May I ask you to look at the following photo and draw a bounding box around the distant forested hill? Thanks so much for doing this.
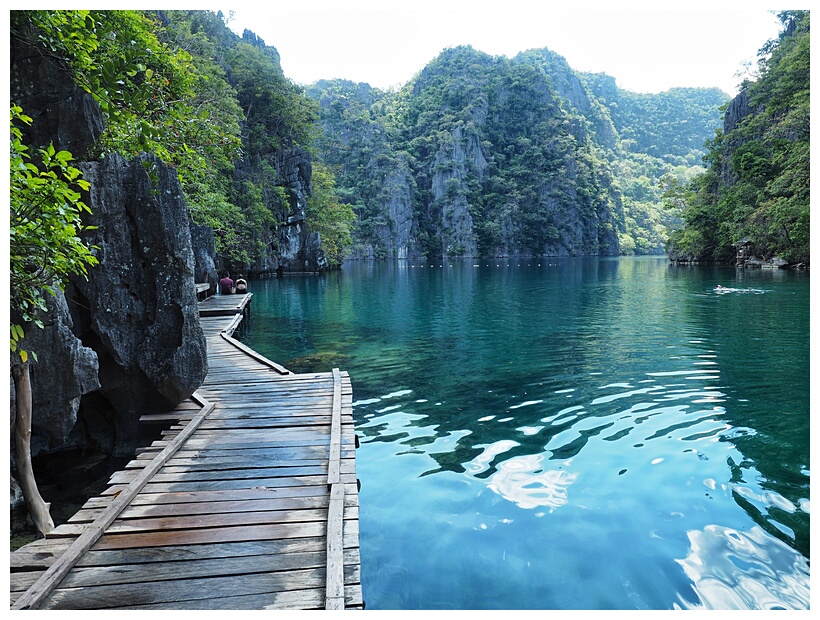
[308,45,729,259]
[581,76,729,166]
[665,11,809,265]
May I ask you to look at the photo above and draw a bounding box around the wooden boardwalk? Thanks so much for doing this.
[10,292,362,610]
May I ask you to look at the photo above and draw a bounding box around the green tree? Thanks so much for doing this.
[9,105,98,361]
[306,161,356,267]
[9,104,99,536]
[666,12,809,263]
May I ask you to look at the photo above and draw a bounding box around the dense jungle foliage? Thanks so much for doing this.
[665,11,809,264]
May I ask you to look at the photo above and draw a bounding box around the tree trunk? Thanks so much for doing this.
[12,362,55,537]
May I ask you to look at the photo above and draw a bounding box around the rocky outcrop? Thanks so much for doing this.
[431,126,481,256]
[381,157,418,259]
[10,29,104,159]
[278,148,327,271]
[66,153,208,455]
[309,47,626,260]
[18,294,101,457]
[190,222,219,295]
[242,147,328,274]
[719,89,765,187]
[11,29,208,459]
[516,49,617,150]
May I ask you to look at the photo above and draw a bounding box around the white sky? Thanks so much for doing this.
[217,0,787,96]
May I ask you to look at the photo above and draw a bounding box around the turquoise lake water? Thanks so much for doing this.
[241,256,810,610]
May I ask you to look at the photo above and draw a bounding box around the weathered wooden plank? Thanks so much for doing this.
[103,588,327,610]
[159,429,333,445]
[55,547,362,589]
[51,507,343,538]
[141,436,339,452]
[328,368,343,485]
[109,464,331,485]
[218,331,290,374]
[81,482,357,511]
[125,454,348,472]
[69,494,332,523]
[185,402,352,415]
[61,549,316,587]
[135,445,335,461]
[91,520,327,550]
[131,450,355,468]
[72,536,344,567]
[166,416,344,430]
[44,567,328,609]
[115,504,351,533]
[10,541,72,570]
[110,582,363,610]
[99,472,358,496]
[11,571,44,593]
[97,484,336,506]
[71,490,360,525]
[117,459,356,481]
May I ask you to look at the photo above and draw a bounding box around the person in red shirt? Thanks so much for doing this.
[219,272,234,294]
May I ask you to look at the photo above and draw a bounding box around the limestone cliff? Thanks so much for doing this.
[10,30,208,480]
[66,153,208,456]
[308,47,623,259]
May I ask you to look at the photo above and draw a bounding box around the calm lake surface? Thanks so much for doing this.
[242,256,810,610]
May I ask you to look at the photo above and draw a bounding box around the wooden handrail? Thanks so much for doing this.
[219,331,290,374]
[325,368,345,609]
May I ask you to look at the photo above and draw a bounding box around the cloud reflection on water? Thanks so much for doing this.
[485,452,578,511]
[675,524,810,610]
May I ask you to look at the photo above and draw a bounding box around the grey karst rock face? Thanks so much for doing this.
[431,126,480,257]
[382,158,417,259]
[66,153,208,455]
[271,147,328,272]
[17,293,101,457]
[11,33,205,463]
[190,222,219,295]
[10,29,104,159]
[237,148,328,274]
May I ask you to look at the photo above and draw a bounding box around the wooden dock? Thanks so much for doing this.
[10,292,362,610]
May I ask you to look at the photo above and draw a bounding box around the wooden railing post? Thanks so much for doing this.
[325,368,345,609]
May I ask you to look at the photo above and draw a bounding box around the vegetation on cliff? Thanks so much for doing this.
[9,105,98,361]
[308,45,728,259]
[10,9,355,270]
[665,11,809,264]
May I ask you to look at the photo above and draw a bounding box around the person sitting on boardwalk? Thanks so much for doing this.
[219,272,234,295]
[235,274,248,294]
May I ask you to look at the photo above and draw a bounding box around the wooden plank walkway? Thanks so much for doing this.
[10,292,362,610]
